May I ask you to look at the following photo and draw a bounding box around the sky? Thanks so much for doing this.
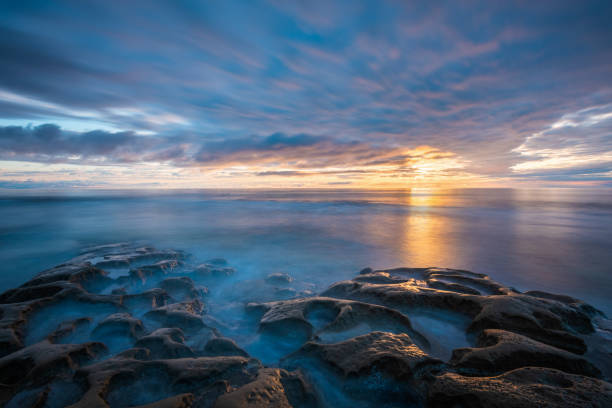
[0,0,611,190]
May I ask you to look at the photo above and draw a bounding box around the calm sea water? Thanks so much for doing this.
[1,188,611,315]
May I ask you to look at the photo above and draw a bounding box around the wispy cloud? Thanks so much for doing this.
[512,104,612,176]
[0,1,611,188]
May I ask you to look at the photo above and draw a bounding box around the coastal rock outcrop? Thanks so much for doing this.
[247,296,429,348]
[213,368,317,408]
[322,267,597,354]
[428,367,612,408]
[0,244,610,407]
[134,328,195,359]
[450,328,602,377]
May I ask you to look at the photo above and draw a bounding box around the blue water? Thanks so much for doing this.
[1,188,611,315]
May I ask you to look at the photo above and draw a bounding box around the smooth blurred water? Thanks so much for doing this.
[1,188,611,315]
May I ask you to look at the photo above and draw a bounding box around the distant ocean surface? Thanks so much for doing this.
[1,188,611,315]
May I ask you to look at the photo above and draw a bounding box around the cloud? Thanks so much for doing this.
[0,124,154,163]
[0,26,121,111]
[195,133,324,162]
[1,1,611,187]
[512,104,612,176]
[255,170,307,177]
[193,133,470,178]
[0,124,468,180]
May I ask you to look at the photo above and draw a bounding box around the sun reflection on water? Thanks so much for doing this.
[396,190,458,268]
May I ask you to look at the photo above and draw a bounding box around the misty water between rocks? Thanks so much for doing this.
[1,188,611,321]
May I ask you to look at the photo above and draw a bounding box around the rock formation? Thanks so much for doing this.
[0,244,610,407]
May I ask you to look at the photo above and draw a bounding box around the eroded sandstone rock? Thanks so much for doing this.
[135,328,195,359]
[69,355,258,407]
[266,273,294,285]
[248,296,429,349]
[323,267,598,354]
[282,332,441,406]
[214,368,317,408]
[284,331,441,379]
[204,337,249,357]
[145,300,206,333]
[0,245,610,407]
[428,367,612,408]
[0,340,106,388]
[451,329,602,378]
[92,313,145,340]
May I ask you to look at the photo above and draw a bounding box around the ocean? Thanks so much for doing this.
[1,188,611,316]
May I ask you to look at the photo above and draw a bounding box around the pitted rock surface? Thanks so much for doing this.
[0,245,610,407]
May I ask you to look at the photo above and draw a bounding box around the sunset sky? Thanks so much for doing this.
[1,0,611,189]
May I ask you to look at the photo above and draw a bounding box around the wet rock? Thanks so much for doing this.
[129,259,184,285]
[70,356,258,408]
[145,300,206,332]
[427,278,481,295]
[193,264,236,279]
[283,332,441,406]
[204,337,249,357]
[323,269,482,314]
[426,268,509,295]
[135,328,195,359]
[47,317,92,343]
[0,340,106,393]
[0,302,33,356]
[92,312,144,340]
[0,287,118,358]
[284,331,441,379]
[121,288,171,310]
[451,329,602,378]
[275,369,319,408]
[250,296,429,349]
[0,281,76,304]
[354,272,409,284]
[20,263,111,290]
[116,347,151,360]
[323,268,597,354]
[266,273,294,285]
[1,246,610,408]
[160,276,206,301]
[525,290,604,318]
[134,393,194,408]
[89,246,184,270]
[4,379,86,408]
[0,326,23,357]
[428,367,612,408]
[214,368,317,408]
[470,293,591,354]
[146,259,183,272]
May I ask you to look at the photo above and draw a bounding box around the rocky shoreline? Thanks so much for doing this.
[0,243,611,407]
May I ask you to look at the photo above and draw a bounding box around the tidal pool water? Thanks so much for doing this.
[1,188,611,316]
